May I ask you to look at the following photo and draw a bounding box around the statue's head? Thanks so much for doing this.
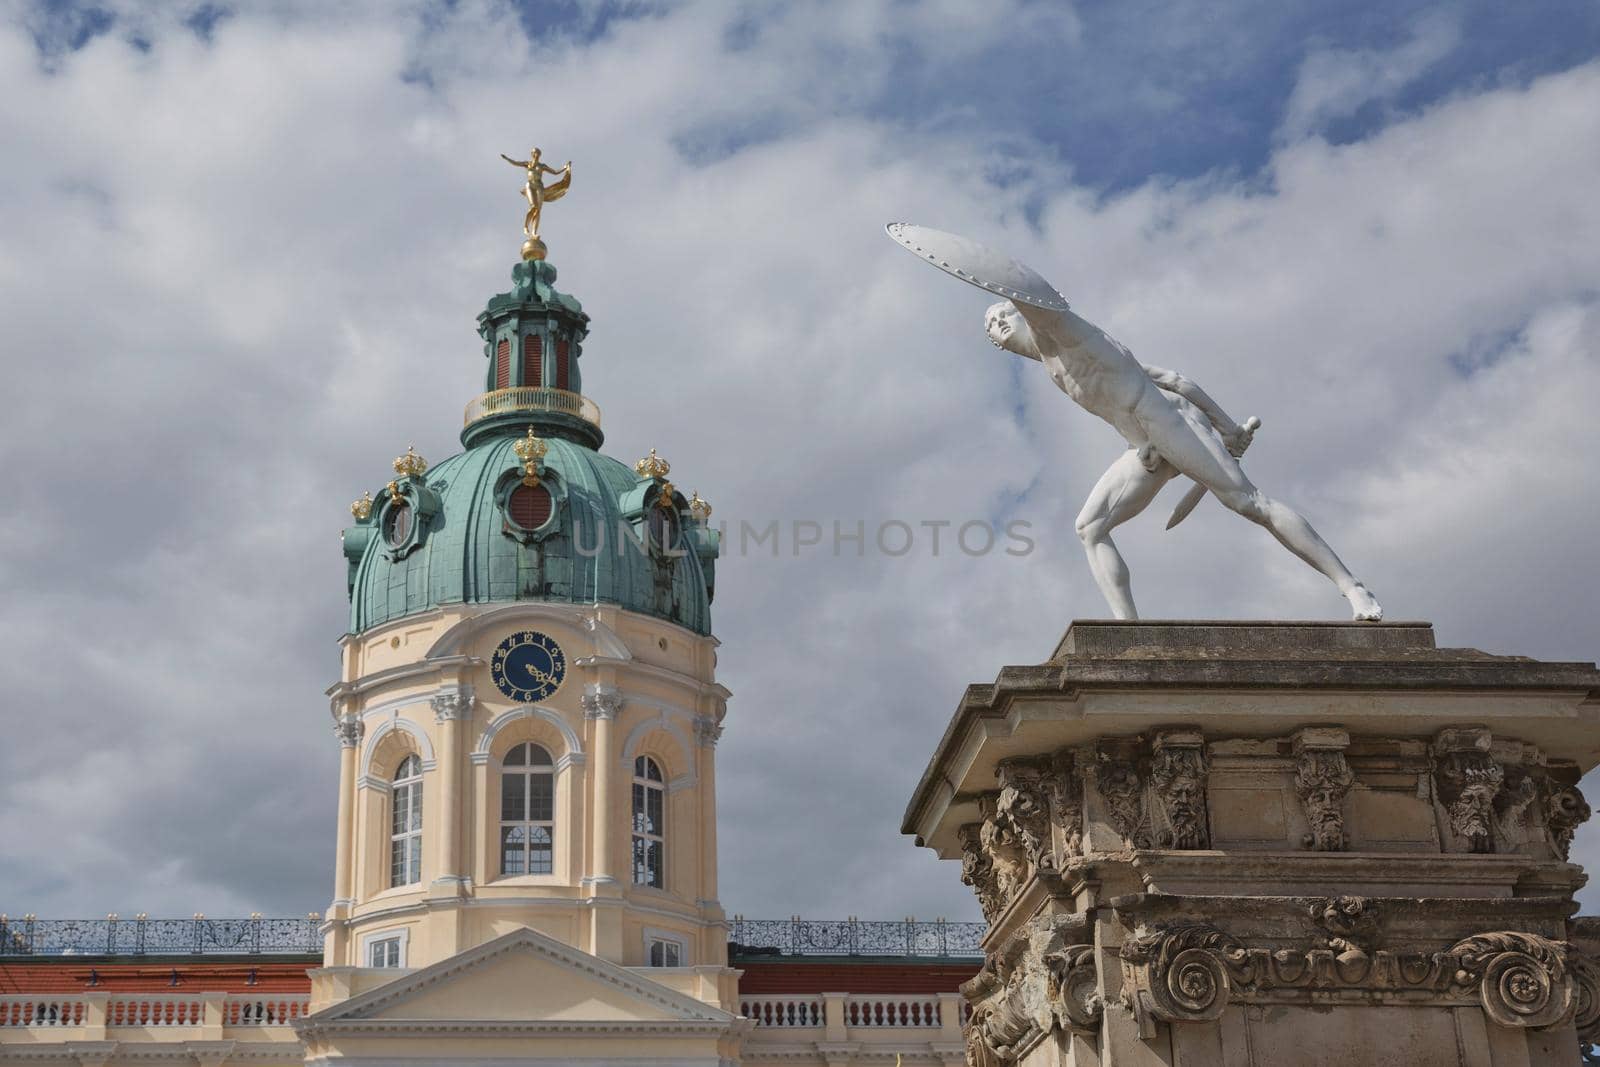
[530,147,542,161]
[985,301,1040,361]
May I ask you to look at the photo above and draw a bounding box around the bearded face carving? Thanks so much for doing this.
[1150,734,1209,850]
[1296,750,1355,851]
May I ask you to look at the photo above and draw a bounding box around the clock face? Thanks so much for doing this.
[490,631,566,703]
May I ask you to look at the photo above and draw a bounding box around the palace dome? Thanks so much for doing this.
[340,258,718,636]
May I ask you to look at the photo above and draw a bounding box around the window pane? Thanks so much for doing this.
[632,783,647,833]
[530,772,553,822]
[385,940,400,967]
[501,773,527,822]
[408,835,422,884]
[528,745,553,767]
[646,787,663,836]
[663,941,680,966]
[504,743,527,767]
[501,826,526,875]
[368,941,384,967]
[391,784,409,835]
[390,839,405,886]
[409,784,423,831]
[633,838,663,888]
[530,825,553,875]
[649,941,664,967]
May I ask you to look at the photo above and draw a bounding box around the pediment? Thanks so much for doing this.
[310,927,732,1026]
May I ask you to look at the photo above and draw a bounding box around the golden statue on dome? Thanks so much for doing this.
[500,146,572,261]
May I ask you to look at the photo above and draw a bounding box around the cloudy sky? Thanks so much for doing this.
[2,0,1599,927]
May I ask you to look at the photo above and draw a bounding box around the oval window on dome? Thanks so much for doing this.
[385,502,413,547]
[648,504,679,551]
[508,484,553,531]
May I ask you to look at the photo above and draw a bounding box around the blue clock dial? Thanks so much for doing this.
[489,631,566,703]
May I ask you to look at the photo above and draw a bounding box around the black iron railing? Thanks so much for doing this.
[0,915,324,957]
[727,916,985,958]
[1,914,987,959]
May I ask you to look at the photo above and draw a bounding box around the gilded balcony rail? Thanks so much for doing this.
[463,386,601,430]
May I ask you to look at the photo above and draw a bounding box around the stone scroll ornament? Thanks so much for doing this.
[1120,922,1579,1036]
[962,915,1101,1066]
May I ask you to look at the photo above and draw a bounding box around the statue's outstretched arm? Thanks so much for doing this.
[501,154,528,167]
[1143,365,1243,438]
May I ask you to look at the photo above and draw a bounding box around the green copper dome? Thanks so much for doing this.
[340,259,718,636]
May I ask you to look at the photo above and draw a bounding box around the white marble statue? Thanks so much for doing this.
[887,223,1382,621]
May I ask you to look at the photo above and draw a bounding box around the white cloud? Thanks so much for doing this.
[1281,11,1461,141]
[1,2,1598,925]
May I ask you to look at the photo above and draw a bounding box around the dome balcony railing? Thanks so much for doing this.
[464,386,601,431]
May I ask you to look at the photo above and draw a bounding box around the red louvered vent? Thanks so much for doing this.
[495,339,511,390]
[508,485,553,530]
[556,340,570,391]
[523,334,543,387]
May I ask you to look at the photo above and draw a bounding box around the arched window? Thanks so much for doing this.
[632,756,665,889]
[495,338,511,390]
[390,755,423,887]
[501,742,555,875]
[522,334,543,387]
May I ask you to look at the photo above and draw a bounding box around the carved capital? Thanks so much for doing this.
[959,822,1005,926]
[1041,751,1084,864]
[693,714,724,746]
[1149,729,1209,850]
[995,758,1053,872]
[1434,727,1502,853]
[581,684,623,720]
[962,915,1099,1063]
[1293,730,1354,851]
[430,685,475,723]
[1095,739,1147,849]
[334,714,365,749]
[1545,780,1591,862]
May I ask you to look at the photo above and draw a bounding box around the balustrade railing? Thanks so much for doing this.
[739,996,824,1027]
[727,916,984,958]
[225,996,309,1026]
[0,916,323,957]
[0,995,308,1030]
[106,998,203,1027]
[0,999,85,1027]
[844,995,941,1027]
[463,386,601,430]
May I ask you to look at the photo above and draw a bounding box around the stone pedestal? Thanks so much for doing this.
[902,621,1600,1067]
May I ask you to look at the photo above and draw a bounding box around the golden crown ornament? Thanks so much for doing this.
[393,445,429,480]
[635,448,670,481]
[689,491,712,523]
[513,427,548,486]
[350,491,374,522]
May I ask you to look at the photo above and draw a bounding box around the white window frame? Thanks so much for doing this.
[390,754,424,887]
[632,756,666,889]
[500,742,557,877]
[644,928,687,968]
[361,926,410,969]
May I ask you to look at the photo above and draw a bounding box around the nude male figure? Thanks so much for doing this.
[985,300,1383,621]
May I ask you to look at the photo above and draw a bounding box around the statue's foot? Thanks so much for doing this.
[1345,583,1383,621]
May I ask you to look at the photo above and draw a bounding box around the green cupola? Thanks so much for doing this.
[339,211,719,636]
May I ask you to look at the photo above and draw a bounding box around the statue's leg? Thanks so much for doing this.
[1076,450,1175,620]
[1138,396,1382,620]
